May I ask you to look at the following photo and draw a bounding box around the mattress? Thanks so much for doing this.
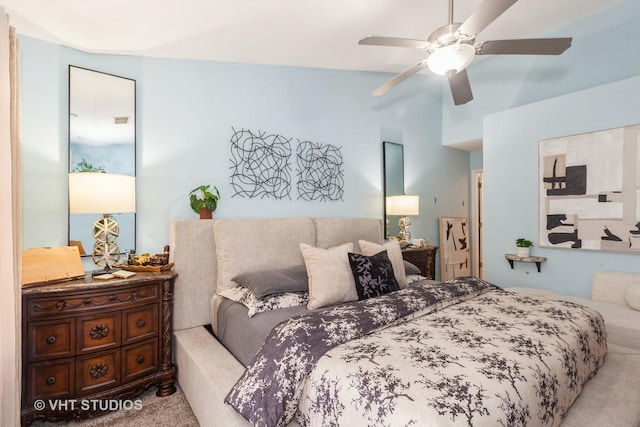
[211,294,310,366]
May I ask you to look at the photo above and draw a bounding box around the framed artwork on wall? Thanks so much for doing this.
[439,216,470,280]
[539,124,640,253]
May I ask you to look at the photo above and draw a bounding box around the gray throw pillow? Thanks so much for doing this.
[232,264,308,298]
[403,260,421,275]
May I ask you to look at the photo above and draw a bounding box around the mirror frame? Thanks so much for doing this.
[382,141,404,239]
[68,65,136,257]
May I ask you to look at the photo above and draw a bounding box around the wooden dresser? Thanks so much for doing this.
[21,271,178,425]
[401,246,438,280]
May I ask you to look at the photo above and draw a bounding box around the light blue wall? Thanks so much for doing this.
[483,75,640,296]
[21,36,470,269]
[469,150,482,171]
[443,0,640,146]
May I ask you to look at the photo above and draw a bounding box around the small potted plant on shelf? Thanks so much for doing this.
[515,238,533,257]
[189,185,220,219]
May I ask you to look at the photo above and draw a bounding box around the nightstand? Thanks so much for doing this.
[402,246,438,280]
[21,271,178,425]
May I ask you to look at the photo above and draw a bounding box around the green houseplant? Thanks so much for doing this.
[516,238,533,257]
[189,185,220,219]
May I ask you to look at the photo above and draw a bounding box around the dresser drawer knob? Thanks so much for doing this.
[45,376,56,385]
[46,336,57,345]
[137,319,146,328]
[136,356,145,364]
[89,324,110,340]
[89,363,109,379]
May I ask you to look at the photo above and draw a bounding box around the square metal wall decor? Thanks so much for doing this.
[539,124,640,253]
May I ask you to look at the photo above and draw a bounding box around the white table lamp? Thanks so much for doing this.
[387,195,419,241]
[69,172,136,273]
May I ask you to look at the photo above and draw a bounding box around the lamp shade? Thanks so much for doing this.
[386,195,419,216]
[69,172,136,214]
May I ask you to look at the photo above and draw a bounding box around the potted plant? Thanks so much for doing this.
[516,238,533,257]
[189,185,220,219]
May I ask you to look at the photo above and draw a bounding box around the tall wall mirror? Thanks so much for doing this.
[68,66,136,257]
[383,141,404,239]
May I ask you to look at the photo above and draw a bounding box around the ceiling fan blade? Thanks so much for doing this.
[476,38,572,55]
[359,36,429,50]
[458,0,518,37]
[372,60,429,96]
[448,69,473,105]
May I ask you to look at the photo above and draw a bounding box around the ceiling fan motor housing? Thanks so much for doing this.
[427,23,475,47]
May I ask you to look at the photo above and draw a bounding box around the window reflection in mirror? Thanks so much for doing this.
[68,66,136,256]
[383,141,404,239]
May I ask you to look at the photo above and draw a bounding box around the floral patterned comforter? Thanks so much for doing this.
[225,277,607,427]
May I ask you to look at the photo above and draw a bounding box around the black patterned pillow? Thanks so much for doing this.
[348,250,399,300]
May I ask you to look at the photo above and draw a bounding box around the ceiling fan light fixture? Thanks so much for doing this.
[360,0,571,101]
[427,43,475,76]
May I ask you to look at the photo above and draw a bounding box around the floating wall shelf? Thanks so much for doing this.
[505,254,547,273]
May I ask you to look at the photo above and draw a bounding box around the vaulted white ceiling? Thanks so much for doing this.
[3,0,623,74]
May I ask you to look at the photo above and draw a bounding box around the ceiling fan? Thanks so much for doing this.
[359,0,572,105]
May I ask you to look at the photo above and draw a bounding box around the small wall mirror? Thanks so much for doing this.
[68,66,136,256]
[383,141,404,239]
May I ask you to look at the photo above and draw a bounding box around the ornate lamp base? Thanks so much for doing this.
[92,214,121,272]
[398,216,412,241]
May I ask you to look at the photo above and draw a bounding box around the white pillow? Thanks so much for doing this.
[300,242,358,310]
[359,240,408,289]
[624,285,640,311]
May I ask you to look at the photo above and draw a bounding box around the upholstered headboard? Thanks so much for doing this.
[214,217,316,292]
[170,219,216,330]
[170,217,383,331]
[313,217,383,251]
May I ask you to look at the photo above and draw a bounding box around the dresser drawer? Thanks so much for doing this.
[122,338,158,382]
[26,358,75,405]
[76,312,121,355]
[27,284,160,318]
[76,349,120,396]
[123,304,158,345]
[27,319,75,362]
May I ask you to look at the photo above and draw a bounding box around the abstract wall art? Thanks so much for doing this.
[439,216,471,280]
[296,140,344,202]
[228,128,344,202]
[229,127,293,199]
[539,124,640,253]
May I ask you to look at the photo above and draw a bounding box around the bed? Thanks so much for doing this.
[170,217,607,427]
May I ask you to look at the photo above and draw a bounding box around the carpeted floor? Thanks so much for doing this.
[562,349,640,427]
[30,385,199,427]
